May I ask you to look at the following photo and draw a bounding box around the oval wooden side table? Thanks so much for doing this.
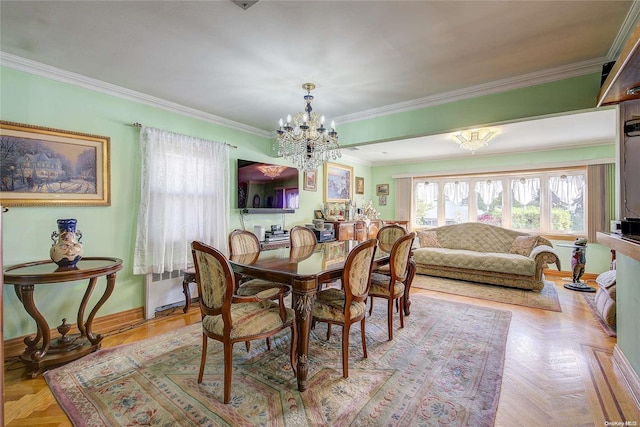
[3,257,123,377]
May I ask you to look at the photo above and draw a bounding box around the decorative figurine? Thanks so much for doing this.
[571,237,587,284]
[563,237,595,292]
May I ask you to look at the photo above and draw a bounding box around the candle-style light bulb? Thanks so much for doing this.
[303,113,308,123]
[279,118,283,128]
[321,115,325,124]
[287,114,292,123]
[331,120,336,130]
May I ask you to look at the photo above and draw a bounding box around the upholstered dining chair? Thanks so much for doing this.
[289,225,317,247]
[374,224,408,275]
[311,238,378,378]
[376,224,407,253]
[191,241,297,404]
[368,232,415,341]
[289,225,331,290]
[228,229,290,297]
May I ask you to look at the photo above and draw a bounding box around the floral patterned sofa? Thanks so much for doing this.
[413,222,561,291]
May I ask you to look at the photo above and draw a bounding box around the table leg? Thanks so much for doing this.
[84,272,117,344]
[403,258,417,316]
[291,278,317,392]
[14,284,42,351]
[76,277,97,337]
[15,284,49,363]
[182,270,196,313]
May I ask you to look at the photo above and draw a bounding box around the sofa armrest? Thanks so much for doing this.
[529,245,561,277]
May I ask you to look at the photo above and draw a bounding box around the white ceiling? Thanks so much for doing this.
[0,1,637,165]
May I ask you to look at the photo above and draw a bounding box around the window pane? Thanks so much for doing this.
[443,180,469,224]
[549,173,585,232]
[414,181,439,226]
[285,189,299,209]
[475,179,503,226]
[511,177,540,230]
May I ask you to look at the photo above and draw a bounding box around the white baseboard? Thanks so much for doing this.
[613,344,640,409]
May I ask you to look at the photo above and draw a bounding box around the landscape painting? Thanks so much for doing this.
[324,162,353,203]
[0,121,110,206]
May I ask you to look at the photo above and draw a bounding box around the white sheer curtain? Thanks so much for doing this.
[475,179,503,205]
[511,177,540,205]
[549,174,584,204]
[133,126,229,275]
[415,181,439,203]
[443,181,469,204]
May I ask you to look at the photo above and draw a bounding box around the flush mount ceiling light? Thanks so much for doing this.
[256,164,287,179]
[450,127,499,153]
[275,83,341,172]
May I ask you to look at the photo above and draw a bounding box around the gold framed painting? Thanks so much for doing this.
[324,162,353,203]
[355,176,364,194]
[303,170,317,191]
[376,183,390,196]
[0,121,111,207]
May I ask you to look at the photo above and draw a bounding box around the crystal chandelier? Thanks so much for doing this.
[275,83,341,172]
[450,128,498,153]
[256,164,286,179]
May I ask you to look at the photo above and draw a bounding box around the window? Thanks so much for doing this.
[510,176,540,230]
[414,181,439,226]
[549,172,585,233]
[412,168,586,234]
[443,180,469,224]
[475,179,503,226]
[134,126,230,275]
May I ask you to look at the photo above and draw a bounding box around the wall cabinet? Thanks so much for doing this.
[597,24,640,107]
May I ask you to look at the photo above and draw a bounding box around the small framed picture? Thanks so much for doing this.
[379,195,387,206]
[314,209,325,219]
[376,183,389,196]
[303,170,317,191]
[355,176,365,194]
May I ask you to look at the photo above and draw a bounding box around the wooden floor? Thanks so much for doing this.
[3,278,640,426]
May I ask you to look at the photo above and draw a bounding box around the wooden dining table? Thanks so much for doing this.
[229,239,416,392]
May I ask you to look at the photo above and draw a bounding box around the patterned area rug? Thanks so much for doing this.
[582,293,617,337]
[45,294,511,427]
[412,275,562,312]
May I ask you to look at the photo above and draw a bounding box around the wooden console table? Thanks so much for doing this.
[3,257,122,377]
[325,220,381,241]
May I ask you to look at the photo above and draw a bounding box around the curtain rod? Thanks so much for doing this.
[131,122,238,149]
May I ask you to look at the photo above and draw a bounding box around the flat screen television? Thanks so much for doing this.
[237,159,299,210]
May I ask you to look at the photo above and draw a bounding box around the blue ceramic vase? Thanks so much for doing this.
[50,219,84,268]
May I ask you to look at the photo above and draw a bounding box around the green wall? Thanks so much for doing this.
[0,67,378,339]
[338,74,602,146]
[0,65,613,340]
[0,67,271,339]
[617,254,640,376]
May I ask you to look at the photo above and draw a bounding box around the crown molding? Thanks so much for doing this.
[391,155,616,179]
[334,58,606,125]
[0,49,613,138]
[0,52,272,138]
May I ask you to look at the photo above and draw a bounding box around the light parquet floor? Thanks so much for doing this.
[3,278,640,426]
